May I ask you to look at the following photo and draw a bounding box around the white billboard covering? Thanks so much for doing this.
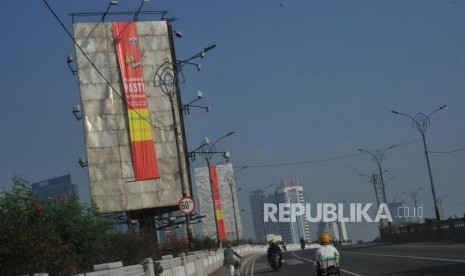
[194,163,243,241]
[73,21,189,213]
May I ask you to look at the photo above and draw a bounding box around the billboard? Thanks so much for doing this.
[194,163,243,241]
[73,21,189,213]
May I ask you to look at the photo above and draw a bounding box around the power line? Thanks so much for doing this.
[244,139,421,168]
[42,0,171,131]
[430,147,465,154]
[246,152,366,168]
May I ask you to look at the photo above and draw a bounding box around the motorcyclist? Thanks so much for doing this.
[314,233,340,274]
[300,237,306,250]
[266,240,282,266]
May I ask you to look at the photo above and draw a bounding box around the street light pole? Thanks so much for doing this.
[224,171,240,244]
[359,147,394,205]
[154,39,217,244]
[359,172,385,228]
[392,105,447,222]
[403,187,423,223]
[438,194,448,219]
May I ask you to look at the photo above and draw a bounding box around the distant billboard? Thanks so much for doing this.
[73,21,189,213]
[31,174,76,200]
[194,163,243,241]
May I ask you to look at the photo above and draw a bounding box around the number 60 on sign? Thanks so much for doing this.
[179,196,195,215]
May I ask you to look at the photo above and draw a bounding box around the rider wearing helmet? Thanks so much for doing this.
[314,233,340,273]
[267,239,282,266]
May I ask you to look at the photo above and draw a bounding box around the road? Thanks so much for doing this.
[239,242,465,276]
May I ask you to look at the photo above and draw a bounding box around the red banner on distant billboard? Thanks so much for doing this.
[210,165,227,240]
[112,22,159,181]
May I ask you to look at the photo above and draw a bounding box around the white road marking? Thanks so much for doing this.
[242,253,264,276]
[344,251,465,263]
[291,251,364,276]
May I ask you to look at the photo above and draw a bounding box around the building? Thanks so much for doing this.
[31,174,79,200]
[276,179,310,244]
[317,221,348,242]
[250,179,311,244]
[250,188,283,243]
[249,189,268,242]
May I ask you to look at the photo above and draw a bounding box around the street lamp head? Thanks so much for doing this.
[391,110,400,114]
[66,55,74,64]
[203,137,210,145]
[227,131,235,136]
[222,151,231,160]
[196,90,203,99]
[203,44,217,52]
[78,156,88,168]
[173,30,183,38]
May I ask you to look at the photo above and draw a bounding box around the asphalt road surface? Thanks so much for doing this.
[239,242,465,276]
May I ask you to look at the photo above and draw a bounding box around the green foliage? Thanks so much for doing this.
[0,176,113,275]
[192,235,218,251]
[157,235,191,257]
[97,232,157,265]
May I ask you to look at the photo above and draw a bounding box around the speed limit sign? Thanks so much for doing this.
[179,196,195,215]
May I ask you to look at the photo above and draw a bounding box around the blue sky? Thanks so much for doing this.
[1,0,465,241]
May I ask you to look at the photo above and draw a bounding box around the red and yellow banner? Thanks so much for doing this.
[112,22,159,181]
[209,165,227,240]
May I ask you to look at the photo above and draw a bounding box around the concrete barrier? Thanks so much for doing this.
[35,243,309,276]
[380,216,465,242]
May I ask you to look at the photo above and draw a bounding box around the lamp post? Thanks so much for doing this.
[223,165,247,244]
[154,42,217,244]
[359,172,384,227]
[392,105,447,222]
[438,194,448,219]
[154,60,192,243]
[403,187,423,223]
[224,171,239,244]
[189,132,234,247]
[358,146,394,205]
[358,173,384,207]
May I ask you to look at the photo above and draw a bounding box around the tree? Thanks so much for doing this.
[0,176,113,275]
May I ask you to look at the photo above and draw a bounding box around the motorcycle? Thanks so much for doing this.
[316,258,340,276]
[269,253,282,271]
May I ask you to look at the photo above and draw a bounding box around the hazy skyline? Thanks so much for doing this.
[1,1,464,241]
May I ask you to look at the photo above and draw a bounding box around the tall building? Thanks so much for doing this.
[250,179,311,243]
[317,221,348,242]
[249,189,266,242]
[31,174,79,200]
[276,179,311,244]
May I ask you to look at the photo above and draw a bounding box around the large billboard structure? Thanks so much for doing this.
[73,21,189,213]
[194,163,243,241]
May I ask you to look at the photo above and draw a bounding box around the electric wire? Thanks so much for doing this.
[42,0,172,131]
[244,139,422,168]
[430,147,465,154]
